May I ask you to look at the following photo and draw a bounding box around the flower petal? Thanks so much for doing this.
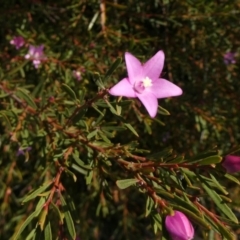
[143,50,165,80]
[150,78,183,98]
[109,78,137,97]
[222,155,240,173]
[136,92,158,118]
[125,52,143,85]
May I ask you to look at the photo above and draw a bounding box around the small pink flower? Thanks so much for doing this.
[25,45,47,68]
[222,155,240,173]
[224,52,236,65]
[109,51,182,118]
[10,36,25,49]
[73,70,82,81]
[17,146,32,156]
[165,211,194,240]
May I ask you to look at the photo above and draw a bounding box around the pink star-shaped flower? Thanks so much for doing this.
[109,51,182,118]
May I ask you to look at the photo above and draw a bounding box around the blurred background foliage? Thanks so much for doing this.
[1,0,240,239]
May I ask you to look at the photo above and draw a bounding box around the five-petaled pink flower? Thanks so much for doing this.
[165,211,194,240]
[222,155,240,173]
[10,36,25,49]
[25,45,47,68]
[109,51,182,118]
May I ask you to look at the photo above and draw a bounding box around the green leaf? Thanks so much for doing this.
[145,196,155,217]
[44,220,52,240]
[15,88,37,109]
[147,148,173,161]
[65,168,77,182]
[105,100,119,115]
[22,181,52,203]
[158,105,170,115]
[50,202,64,224]
[91,72,105,89]
[224,173,240,185]
[26,228,37,240]
[154,187,174,199]
[71,163,88,175]
[124,123,139,137]
[87,129,98,140]
[85,170,93,185]
[12,198,45,240]
[116,179,139,189]
[200,179,238,223]
[104,57,122,80]
[0,111,12,130]
[210,174,228,195]
[61,83,77,101]
[152,213,163,234]
[197,155,222,165]
[59,194,76,240]
[6,61,28,77]
[170,203,210,229]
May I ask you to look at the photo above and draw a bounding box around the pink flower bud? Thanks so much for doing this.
[165,211,194,240]
[222,155,240,173]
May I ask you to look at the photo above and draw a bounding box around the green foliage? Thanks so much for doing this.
[0,0,240,239]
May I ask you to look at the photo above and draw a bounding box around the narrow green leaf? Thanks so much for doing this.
[59,194,76,240]
[116,179,138,189]
[72,152,92,170]
[170,204,210,229]
[22,182,52,203]
[6,61,28,77]
[91,72,105,89]
[65,168,77,182]
[105,57,122,80]
[16,88,37,109]
[0,111,12,130]
[105,100,118,115]
[154,187,174,199]
[85,170,93,185]
[26,228,37,240]
[224,173,240,185]
[145,196,155,217]
[124,123,139,137]
[210,174,228,195]
[71,163,88,175]
[201,179,238,223]
[98,131,111,143]
[147,148,173,161]
[197,155,222,165]
[61,83,77,101]
[172,194,199,214]
[158,105,170,115]
[44,220,52,240]
[50,202,64,224]
[152,213,163,233]
[87,129,98,140]
[92,104,105,116]
[12,198,44,240]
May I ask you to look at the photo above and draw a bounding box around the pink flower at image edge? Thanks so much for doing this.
[165,211,194,240]
[222,155,240,173]
[109,50,182,118]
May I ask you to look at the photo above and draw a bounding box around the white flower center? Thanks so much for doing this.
[133,76,153,94]
[142,77,152,88]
